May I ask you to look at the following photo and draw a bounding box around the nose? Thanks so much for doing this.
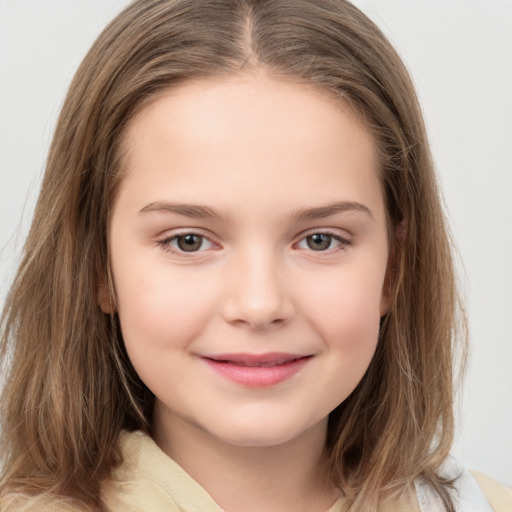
[220,248,295,330]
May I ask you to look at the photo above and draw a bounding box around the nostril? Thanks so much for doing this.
[220,264,296,328]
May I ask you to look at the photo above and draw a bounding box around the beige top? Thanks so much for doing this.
[101,430,512,512]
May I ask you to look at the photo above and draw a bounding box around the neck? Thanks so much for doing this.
[152,411,341,512]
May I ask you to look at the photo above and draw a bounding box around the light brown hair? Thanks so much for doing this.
[0,1,466,510]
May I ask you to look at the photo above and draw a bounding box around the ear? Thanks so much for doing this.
[98,280,113,314]
[380,219,407,316]
[379,266,393,317]
[97,267,115,314]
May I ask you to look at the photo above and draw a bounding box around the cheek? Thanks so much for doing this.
[299,266,384,395]
[113,268,219,396]
[112,260,218,354]
[305,265,384,343]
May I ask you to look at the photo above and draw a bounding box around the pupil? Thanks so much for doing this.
[178,234,202,252]
[307,234,331,251]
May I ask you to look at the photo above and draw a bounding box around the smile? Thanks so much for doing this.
[201,352,313,387]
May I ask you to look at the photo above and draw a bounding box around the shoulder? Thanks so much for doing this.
[470,470,512,512]
[415,458,512,512]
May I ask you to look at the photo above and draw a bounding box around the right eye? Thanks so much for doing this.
[158,233,215,254]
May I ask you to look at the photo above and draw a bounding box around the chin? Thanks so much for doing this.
[203,415,324,449]
[215,431,300,448]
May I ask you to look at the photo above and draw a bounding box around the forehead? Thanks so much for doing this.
[122,75,373,162]
[116,75,384,222]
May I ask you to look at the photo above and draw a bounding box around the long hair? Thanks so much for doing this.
[0,1,467,510]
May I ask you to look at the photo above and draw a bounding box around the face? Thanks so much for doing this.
[104,75,391,449]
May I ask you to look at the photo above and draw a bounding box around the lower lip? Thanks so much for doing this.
[202,357,311,387]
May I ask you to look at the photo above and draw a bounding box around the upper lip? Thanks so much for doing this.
[201,352,311,366]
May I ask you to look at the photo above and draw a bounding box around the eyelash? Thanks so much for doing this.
[157,232,217,257]
[295,230,352,253]
[156,229,352,258]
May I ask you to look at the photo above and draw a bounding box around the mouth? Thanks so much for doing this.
[200,352,313,387]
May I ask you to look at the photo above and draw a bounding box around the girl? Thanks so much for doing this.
[0,0,510,511]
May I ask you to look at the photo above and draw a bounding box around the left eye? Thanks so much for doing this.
[163,233,214,253]
[297,233,347,251]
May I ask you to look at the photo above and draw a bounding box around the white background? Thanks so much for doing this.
[1,0,511,487]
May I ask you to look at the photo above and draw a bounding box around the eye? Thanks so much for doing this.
[159,233,215,254]
[296,232,350,252]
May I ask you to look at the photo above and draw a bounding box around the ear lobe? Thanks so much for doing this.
[379,265,394,317]
[380,246,396,316]
[98,281,113,314]
[379,286,392,317]
[97,267,115,314]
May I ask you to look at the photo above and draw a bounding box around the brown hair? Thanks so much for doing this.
[0,1,467,510]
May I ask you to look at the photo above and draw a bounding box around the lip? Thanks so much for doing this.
[200,352,312,387]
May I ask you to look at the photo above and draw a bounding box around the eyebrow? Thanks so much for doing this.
[292,201,373,221]
[139,200,373,221]
[139,202,222,219]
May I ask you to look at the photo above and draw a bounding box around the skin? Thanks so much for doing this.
[102,74,392,512]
